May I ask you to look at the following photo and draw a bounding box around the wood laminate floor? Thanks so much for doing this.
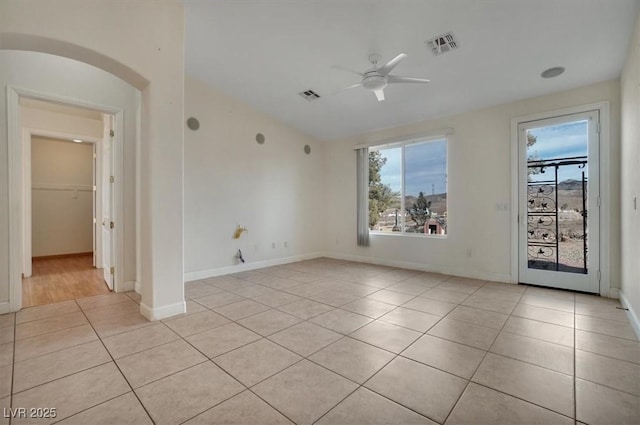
[22,254,110,308]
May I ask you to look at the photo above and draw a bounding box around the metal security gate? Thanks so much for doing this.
[526,156,588,274]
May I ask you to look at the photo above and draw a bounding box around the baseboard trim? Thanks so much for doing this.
[122,281,136,292]
[184,252,325,282]
[185,250,513,284]
[619,290,640,339]
[609,287,620,299]
[322,252,513,284]
[140,300,186,321]
[0,301,10,315]
[134,281,142,294]
[32,252,93,261]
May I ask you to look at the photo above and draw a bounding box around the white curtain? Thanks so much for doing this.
[356,148,370,247]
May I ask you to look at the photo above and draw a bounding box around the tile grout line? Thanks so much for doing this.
[229,272,566,423]
[171,321,300,425]
[314,281,493,425]
[48,392,142,425]
[439,286,526,424]
[191,269,434,424]
[74,299,157,425]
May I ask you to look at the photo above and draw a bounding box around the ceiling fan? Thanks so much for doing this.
[336,53,430,101]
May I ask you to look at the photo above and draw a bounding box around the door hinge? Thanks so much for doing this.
[597,196,601,207]
[109,129,115,137]
[93,217,97,224]
[93,185,97,192]
[93,153,97,159]
[110,176,115,183]
[109,221,114,229]
[597,270,601,282]
[596,122,600,134]
[110,266,115,275]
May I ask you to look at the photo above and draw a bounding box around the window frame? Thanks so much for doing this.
[368,134,449,238]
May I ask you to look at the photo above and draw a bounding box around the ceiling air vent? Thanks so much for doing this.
[426,32,458,56]
[299,89,321,101]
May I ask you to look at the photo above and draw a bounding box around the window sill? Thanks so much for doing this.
[369,231,447,240]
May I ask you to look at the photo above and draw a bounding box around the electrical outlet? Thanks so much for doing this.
[271,242,276,249]
[284,241,288,248]
[466,248,472,258]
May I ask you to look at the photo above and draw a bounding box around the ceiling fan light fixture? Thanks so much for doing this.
[362,75,387,91]
[334,52,429,102]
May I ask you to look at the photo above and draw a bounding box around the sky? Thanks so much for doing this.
[376,120,589,196]
[527,120,589,183]
[377,139,447,196]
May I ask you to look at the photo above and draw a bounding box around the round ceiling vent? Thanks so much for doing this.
[541,67,565,79]
[304,145,311,155]
[256,133,265,144]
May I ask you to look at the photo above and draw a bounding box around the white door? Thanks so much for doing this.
[92,144,97,267]
[102,115,114,290]
[518,111,600,293]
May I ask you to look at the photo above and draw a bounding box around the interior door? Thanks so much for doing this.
[518,111,600,293]
[92,144,97,267]
[102,115,114,290]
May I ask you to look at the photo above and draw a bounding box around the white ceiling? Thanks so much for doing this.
[184,0,639,141]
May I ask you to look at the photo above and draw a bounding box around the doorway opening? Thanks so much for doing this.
[17,97,118,308]
[517,110,601,293]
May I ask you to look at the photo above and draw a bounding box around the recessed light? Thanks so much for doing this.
[72,139,83,143]
[541,66,565,79]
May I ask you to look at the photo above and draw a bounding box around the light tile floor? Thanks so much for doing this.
[1,258,639,424]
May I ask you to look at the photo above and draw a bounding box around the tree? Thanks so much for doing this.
[368,151,396,228]
[406,192,432,232]
[526,133,542,181]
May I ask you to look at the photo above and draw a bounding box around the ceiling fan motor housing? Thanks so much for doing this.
[363,74,387,91]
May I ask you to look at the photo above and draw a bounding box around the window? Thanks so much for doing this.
[368,137,447,236]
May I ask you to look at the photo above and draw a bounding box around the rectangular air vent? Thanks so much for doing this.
[426,32,458,56]
[299,89,321,101]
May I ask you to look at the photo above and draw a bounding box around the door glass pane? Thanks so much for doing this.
[526,120,588,273]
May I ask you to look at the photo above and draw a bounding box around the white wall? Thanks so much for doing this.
[620,11,640,327]
[184,77,325,279]
[0,50,138,307]
[1,1,185,319]
[325,80,621,288]
[31,137,93,257]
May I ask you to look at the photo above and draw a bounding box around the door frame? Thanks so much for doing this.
[7,85,125,312]
[510,101,611,297]
[22,127,104,277]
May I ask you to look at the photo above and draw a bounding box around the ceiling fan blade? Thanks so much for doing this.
[387,75,431,84]
[374,89,385,101]
[377,53,407,76]
[333,82,363,95]
[331,65,364,77]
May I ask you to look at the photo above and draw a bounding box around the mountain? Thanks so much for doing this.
[557,179,585,190]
